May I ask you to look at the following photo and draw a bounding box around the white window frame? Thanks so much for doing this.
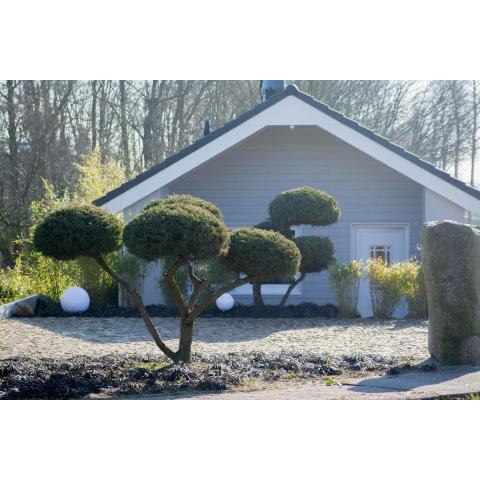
[230,224,304,296]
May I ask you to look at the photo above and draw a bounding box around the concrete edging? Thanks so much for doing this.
[0,294,46,319]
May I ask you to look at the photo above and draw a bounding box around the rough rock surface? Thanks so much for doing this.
[422,221,480,364]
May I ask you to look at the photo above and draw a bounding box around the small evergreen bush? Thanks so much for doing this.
[33,205,123,260]
[225,228,301,281]
[295,236,334,274]
[254,186,340,305]
[254,219,295,239]
[269,186,340,229]
[123,201,229,262]
[144,194,223,219]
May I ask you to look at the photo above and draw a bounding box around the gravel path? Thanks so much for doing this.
[0,316,428,360]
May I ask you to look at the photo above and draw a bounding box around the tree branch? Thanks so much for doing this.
[279,272,306,307]
[94,254,176,360]
[163,258,188,318]
[186,262,205,312]
[191,276,253,319]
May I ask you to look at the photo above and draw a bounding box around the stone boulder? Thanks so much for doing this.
[422,221,480,364]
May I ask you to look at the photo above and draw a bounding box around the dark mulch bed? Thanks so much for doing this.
[33,298,339,319]
[0,352,409,400]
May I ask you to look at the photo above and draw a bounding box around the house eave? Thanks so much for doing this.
[94,84,480,214]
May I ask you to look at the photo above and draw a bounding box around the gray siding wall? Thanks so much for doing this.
[127,126,424,305]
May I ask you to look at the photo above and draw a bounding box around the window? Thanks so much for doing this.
[230,224,303,296]
[370,245,391,265]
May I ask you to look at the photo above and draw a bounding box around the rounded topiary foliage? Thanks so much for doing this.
[144,194,223,220]
[225,228,301,281]
[33,205,123,260]
[294,236,334,274]
[254,218,294,240]
[123,203,229,262]
[269,186,340,228]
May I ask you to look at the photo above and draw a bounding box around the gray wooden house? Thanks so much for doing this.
[95,82,480,316]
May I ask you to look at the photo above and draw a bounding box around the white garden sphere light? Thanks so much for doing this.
[216,293,235,312]
[60,286,90,313]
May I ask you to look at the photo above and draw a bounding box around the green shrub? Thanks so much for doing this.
[295,236,334,274]
[225,228,301,281]
[32,205,124,307]
[124,203,229,262]
[0,249,122,307]
[0,264,33,303]
[144,194,223,219]
[254,219,294,239]
[0,252,80,303]
[26,253,80,301]
[77,254,119,308]
[366,258,420,319]
[269,186,340,229]
[0,151,129,308]
[329,261,362,318]
[405,262,427,318]
[33,205,123,260]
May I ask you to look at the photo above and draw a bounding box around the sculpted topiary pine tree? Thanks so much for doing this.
[34,196,300,363]
[254,186,340,306]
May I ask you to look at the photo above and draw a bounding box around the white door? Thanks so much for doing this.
[354,226,408,318]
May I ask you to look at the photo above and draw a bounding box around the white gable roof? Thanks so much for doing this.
[95,85,480,213]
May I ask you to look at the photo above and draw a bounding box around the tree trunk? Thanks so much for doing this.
[143,80,158,168]
[279,272,306,307]
[252,281,264,306]
[91,80,97,150]
[97,253,253,363]
[119,80,130,170]
[6,81,18,193]
[98,81,107,160]
[471,80,478,187]
[176,317,194,363]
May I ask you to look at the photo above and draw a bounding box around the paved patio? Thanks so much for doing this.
[0,316,429,360]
